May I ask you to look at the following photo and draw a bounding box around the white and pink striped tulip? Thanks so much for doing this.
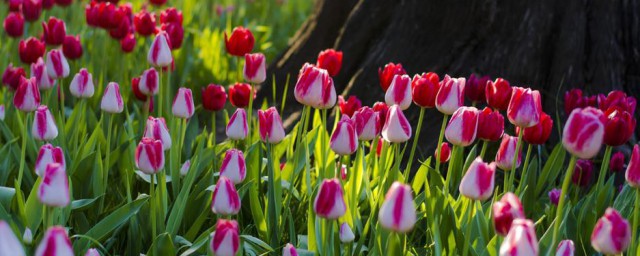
[220,149,246,184]
[31,57,55,90]
[379,182,416,233]
[556,240,575,256]
[135,138,165,174]
[211,176,241,215]
[139,68,159,95]
[384,74,412,110]
[35,144,65,177]
[244,53,266,84]
[38,163,70,207]
[314,178,347,219]
[507,87,542,128]
[330,115,358,155]
[626,144,640,187]
[258,107,286,144]
[492,192,525,236]
[435,75,465,115]
[459,157,495,201]
[0,220,25,256]
[32,105,58,141]
[35,226,73,256]
[294,63,337,109]
[45,49,69,79]
[226,108,248,140]
[445,106,479,147]
[352,106,379,141]
[210,219,239,256]
[172,87,194,118]
[562,107,605,159]
[591,208,631,255]
[147,31,173,67]
[495,134,522,170]
[381,105,411,143]
[14,77,40,112]
[499,219,538,256]
[85,248,100,256]
[144,117,172,151]
[339,222,355,243]
[69,68,94,98]
[283,243,298,256]
[100,82,124,114]
[0,105,4,120]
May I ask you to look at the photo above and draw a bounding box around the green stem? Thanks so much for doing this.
[59,78,65,127]
[17,112,29,191]
[443,145,458,198]
[245,84,254,147]
[597,146,613,189]
[320,109,328,180]
[405,107,425,177]
[516,144,533,193]
[462,199,475,256]
[158,69,163,117]
[434,115,449,174]
[630,188,640,254]
[479,140,488,160]
[150,174,157,240]
[211,112,217,170]
[549,155,578,254]
[101,113,113,211]
[266,142,280,250]
[506,131,524,193]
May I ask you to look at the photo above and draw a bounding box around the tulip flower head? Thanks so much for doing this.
[466,74,490,103]
[22,0,43,21]
[459,157,496,201]
[202,84,227,111]
[224,26,255,57]
[339,223,355,243]
[548,188,561,206]
[598,90,637,116]
[160,8,183,25]
[32,105,58,141]
[42,17,66,45]
[477,107,504,142]
[411,72,440,108]
[507,87,542,128]
[220,149,247,184]
[228,82,253,108]
[19,37,46,64]
[609,151,625,173]
[35,226,73,256]
[160,22,184,50]
[294,63,337,109]
[62,35,83,60]
[562,107,605,159]
[69,68,95,98]
[444,106,479,147]
[338,95,362,118]
[0,220,26,256]
[172,87,195,118]
[499,219,538,256]
[330,116,358,155]
[314,178,347,219]
[381,105,412,143]
[378,62,406,92]
[120,33,136,53]
[243,53,266,84]
[211,177,241,215]
[556,240,575,256]
[4,12,24,38]
[31,58,56,90]
[486,78,512,111]
[352,106,380,141]
[46,49,70,79]
[435,142,452,163]
[564,89,587,115]
[603,106,636,146]
[591,208,631,255]
[101,82,124,114]
[317,49,343,77]
[258,107,286,144]
[492,192,525,236]
[3,63,26,90]
[226,108,249,140]
[435,75,465,115]
[626,144,640,187]
[147,31,173,67]
[135,138,165,174]
[495,134,522,171]
[210,219,240,256]
[385,74,413,110]
[85,248,100,256]
[139,68,159,95]
[133,9,157,36]
[373,102,389,129]
[14,77,41,112]
[379,182,416,233]
[571,159,593,187]
[38,163,70,207]
[519,111,553,145]
[283,243,298,256]
[144,117,172,151]
[0,105,4,121]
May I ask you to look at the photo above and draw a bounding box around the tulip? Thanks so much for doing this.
[160,22,183,50]
[499,219,538,256]
[294,63,337,109]
[243,53,266,84]
[258,107,286,144]
[22,0,42,22]
[378,62,406,92]
[435,75,465,115]
[19,37,46,64]
[120,33,136,53]
[108,9,132,40]
[444,106,479,147]
[603,106,636,146]
[562,107,605,159]
[379,182,416,233]
[492,192,525,236]
[210,219,240,256]
[160,8,183,25]
[38,163,70,207]
[477,107,504,141]
[62,35,83,60]
[507,87,542,128]
[54,0,71,7]
[626,145,640,187]
[32,105,58,141]
[352,106,379,141]
[330,116,358,155]
[385,74,412,110]
[338,95,362,117]
[139,68,159,95]
[172,88,195,118]
[571,159,593,187]
[31,58,56,90]
[435,142,451,163]
[486,78,513,111]
[339,223,355,243]
[101,82,124,114]
[0,220,25,256]
[0,105,4,121]
[519,112,553,145]
[609,151,625,173]
[220,149,247,184]
[85,248,100,256]
[14,77,41,112]
[35,226,73,256]
[69,68,95,98]
[229,82,253,108]
[8,0,21,11]
[556,240,575,256]
[135,138,165,174]
[564,89,586,115]
[23,228,32,245]
[495,134,522,171]
[35,144,65,177]
[283,243,298,256]
[226,108,248,140]
[211,176,241,215]
[372,101,389,130]
[133,10,156,36]
[459,157,496,201]
[548,188,561,206]
[4,12,24,38]
[224,26,255,56]
[148,32,173,67]
[598,90,637,116]
[42,17,66,45]
[144,117,172,151]
[316,49,342,77]
[591,208,631,254]
[3,64,26,90]
[150,0,167,6]
[411,72,440,108]
[314,178,347,219]
[202,84,227,111]
[46,49,70,79]
[381,105,412,143]
[131,77,147,102]
[465,74,490,103]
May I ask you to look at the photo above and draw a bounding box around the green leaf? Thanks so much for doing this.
[535,144,566,197]
[79,195,149,246]
[0,186,16,210]
[147,232,176,256]
[71,196,102,211]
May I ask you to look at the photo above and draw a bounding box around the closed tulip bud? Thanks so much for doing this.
[317,49,342,77]
[591,208,631,254]
[562,107,605,159]
[42,0,53,9]
[210,219,240,256]
[19,37,46,64]
[179,160,191,176]
[135,138,165,174]
[435,142,451,163]
[459,157,496,201]
[131,77,147,101]
[160,7,183,25]
[42,17,66,45]
[120,33,136,53]
[243,53,266,83]
[283,243,298,256]
[477,107,504,141]
[144,117,172,151]
[220,149,247,184]
[32,105,58,141]
[0,105,4,121]
[486,78,513,111]
[46,49,70,79]
[38,163,70,207]
[23,228,32,245]
[8,0,21,12]
[23,0,43,22]
[435,75,465,115]
[133,10,156,36]
[338,95,362,117]
[492,192,525,236]
[626,145,640,187]
[518,112,553,145]
[548,188,561,206]
[4,12,24,38]
[62,35,83,60]
[227,108,249,139]
[294,63,337,109]
[150,0,166,6]
[0,220,26,256]
[54,0,72,7]
[495,134,522,171]
[69,68,94,98]
[101,82,124,113]
[610,151,625,173]
[378,62,406,92]
[372,101,389,130]
[314,178,347,219]
[148,32,173,67]
[411,72,440,108]
[172,87,194,118]
[14,77,41,112]
[339,223,355,243]
[507,87,542,128]
[381,105,412,143]
[379,182,416,232]
[230,83,256,109]
[35,226,73,256]
[224,26,254,57]
[385,74,412,110]
[571,159,593,187]
[330,116,358,155]
[556,240,575,256]
[202,84,227,111]
[258,107,286,144]
[603,106,636,146]
[139,68,159,95]
[564,89,587,115]
[160,22,183,50]
[445,106,479,147]
[598,90,637,116]
[352,106,379,141]
[3,63,26,90]
[85,248,100,256]
[211,176,241,215]
[499,219,538,256]
[31,58,56,90]
[35,144,65,177]
[466,74,490,103]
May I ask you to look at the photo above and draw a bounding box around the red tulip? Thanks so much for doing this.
[42,0,53,9]
[8,0,21,12]
[62,35,83,60]
[562,107,606,159]
[42,17,66,45]
[120,33,136,53]
[372,102,389,131]
[411,72,440,108]
[131,77,146,101]
[564,88,587,115]
[2,64,26,91]
[149,0,166,6]
[507,87,542,128]
[22,0,43,22]
[465,74,489,103]
[160,22,183,50]
[202,84,227,111]
[571,159,593,187]
[160,8,182,25]
[109,10,132,39]
[133,10,156,36]
[85,1,100,27]
[229,83,253,108]
[378,62,406,92]
[598,90,637,116]
[609,151,625,173]
[486,78,512,111]
[603,106,636,146]
[3,12,24,38]
[316,49,343,77]
[338,95,362,117]
[518,112,553,145]
[54,0,72,7]
[492,192,525,236]
[435,75,465,115]
[435,142,451,163]
[476,107,504,141]
[444,106,479,147]
[626,145,640,187]
[224,26,254,57]
[19,37,46,64]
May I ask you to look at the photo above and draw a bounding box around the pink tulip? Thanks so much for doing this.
[0,220,25,256]
[147,31,173,67]
[211,176,241,215]
[626,145,640,187]
[495,134,522,171]
[32,105,58,141]
[35,144,65,177]
[258,107,286,144]
[352,106,379,141]
[101,82,124,113]
[459,157,496,201]
[548,188,561,206]
[562,107,605,159]
[283,243,298,256]
[139,68,159,95]
[499,219,538,256]
[45,49,70,79]
[556,240,575,256]
[314,178,347,219]
[591,208,631,255]
[172,87,194,118]
[220,149,247,184]
[244,53,266,84]
[294,63,337,109]
[14,77,41,112]
[384,74,412,110]
[135,138,165,174]
[69,68,94,98]
[381,105,412,143]
[210,219,240,256]
[339,222,355,243]
[444,106,479,147]
[85,248,100,256]
[379,182,416,233]
[507,87,542,128]
[226,108,248,140]
[143,117,172,151]
[38,163,70,207]
[35,226,73,256]
[435,75,465,115]
[30,57,55,90]
[180,160,191,176]
[492,192,525,236]
[330,116,358,155]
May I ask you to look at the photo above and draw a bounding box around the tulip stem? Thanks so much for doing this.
[479,140,488,160]
[516,144,533,194]
[17,112,30,193]
[210,112,217,170]
[150,173,157,240]
[549,155,578,254]
[597,146,613,190]
[265,142,280,250]
[321,109,328,179]
[101,113,113,212]
[435,115,449,175]
[245,84,254,147]
[443,145,458,199]
[158,69,163,117]
[462,199,475,256]
[630,188,640,254]
[405,107,425,177]
[506,131,524,193]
